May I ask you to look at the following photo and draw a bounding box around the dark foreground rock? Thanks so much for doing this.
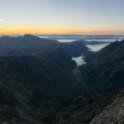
[90,89,124,124]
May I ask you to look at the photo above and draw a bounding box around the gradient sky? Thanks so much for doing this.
[0,0,124,34]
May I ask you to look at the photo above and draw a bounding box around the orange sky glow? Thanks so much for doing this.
[0,28,124,35]
[0,0,124,36]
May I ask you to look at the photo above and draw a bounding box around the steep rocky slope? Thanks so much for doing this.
[80,40,124,100]
[0,74,42,124]
[0,74,96,124]
[90,89,124,124]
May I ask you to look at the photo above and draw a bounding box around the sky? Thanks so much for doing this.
[0,0,124,35]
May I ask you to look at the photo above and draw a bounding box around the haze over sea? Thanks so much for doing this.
[39,35,124,42]
[39,35,124,51]
[39,34,124,65]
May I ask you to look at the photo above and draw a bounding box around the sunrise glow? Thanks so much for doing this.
[0,0,124,35]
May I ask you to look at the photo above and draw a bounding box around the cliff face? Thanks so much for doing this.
[90,89,124,124]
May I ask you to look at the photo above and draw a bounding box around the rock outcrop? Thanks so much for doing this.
[90,89,124,124]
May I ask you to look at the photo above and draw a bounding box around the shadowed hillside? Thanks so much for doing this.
[80,40,124,101]
[1,35,124,124]
[0,35,89,57]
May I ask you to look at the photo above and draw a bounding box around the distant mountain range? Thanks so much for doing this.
[0,34,89,57]
[0,35,91,123]
[77,40,110,45]
[0,35,124,123]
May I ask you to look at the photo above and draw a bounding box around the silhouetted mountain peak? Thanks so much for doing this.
[23,34,40,39]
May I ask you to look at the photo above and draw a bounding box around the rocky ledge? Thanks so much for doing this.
[90,89,124,124]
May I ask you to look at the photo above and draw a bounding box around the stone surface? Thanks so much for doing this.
[90,89,124,124]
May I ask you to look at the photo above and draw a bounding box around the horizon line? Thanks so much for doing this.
[1,28,124,35]
[0,33,124,36]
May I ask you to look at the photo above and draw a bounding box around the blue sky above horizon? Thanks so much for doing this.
[0,0,124,34]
